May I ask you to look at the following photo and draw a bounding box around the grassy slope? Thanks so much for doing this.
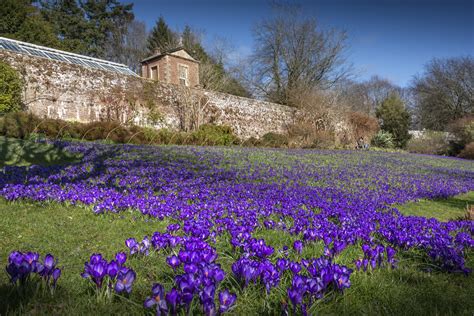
[0,142,473,315]
[0,136,81,167]
[396,191,474,222]
[0,197,473,315]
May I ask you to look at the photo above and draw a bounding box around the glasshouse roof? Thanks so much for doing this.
[0,37,137,76]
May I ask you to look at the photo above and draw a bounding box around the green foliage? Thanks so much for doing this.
[371,130,394,148]
[147,16,176,53]
[376,94,411,148]
[0,0,34,36]
[1,0,134,58]
[0,62,23,114]
[40,0,89,53]
[189,124,240,146]
[0,112,37,138]
[78,0,134,58]
[15,14,61,48]
[406,131,450,155]
[259,132,289,148]
[0,112,241,147]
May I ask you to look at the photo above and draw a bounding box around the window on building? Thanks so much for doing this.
[178,65,189,86]
[151,66,158,80]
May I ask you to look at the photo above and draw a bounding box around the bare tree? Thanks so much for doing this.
[105,20,148,73]
[173,86,210,132]
[338,76,401,116]
[248,4,351,107]
[412,56,474,131]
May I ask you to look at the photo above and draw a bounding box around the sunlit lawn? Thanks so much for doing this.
[0,140,473,315]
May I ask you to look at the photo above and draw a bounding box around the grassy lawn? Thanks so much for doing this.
[0,141,473,315]
[0,198,473,315]
[0,136,81,167]
[396,191,474,221]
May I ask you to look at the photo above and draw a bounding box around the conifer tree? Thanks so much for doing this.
[376,94,411,148]
[147,16,177,53]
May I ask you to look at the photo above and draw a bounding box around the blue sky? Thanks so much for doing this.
[130,0,473,87]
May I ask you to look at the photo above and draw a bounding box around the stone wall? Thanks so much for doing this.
[1,49,295,139]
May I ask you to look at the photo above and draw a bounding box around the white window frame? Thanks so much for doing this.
[151,65,159,80]
[178,64,189,86]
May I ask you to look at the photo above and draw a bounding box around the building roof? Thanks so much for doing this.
[0,36,137,76]
[141,47,198,64]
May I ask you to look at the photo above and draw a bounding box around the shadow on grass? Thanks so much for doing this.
[0,136,81,167]
[0,280,73,315]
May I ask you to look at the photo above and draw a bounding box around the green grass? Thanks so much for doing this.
[0,136,81,167]
[396,191,474,221]
[0,142,473,315]
[0,198,472,315]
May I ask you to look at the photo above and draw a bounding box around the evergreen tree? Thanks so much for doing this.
[40,0,88,53]
[147,16,177,53]
[15,14,61,48]
[0,0,60,49]
[80,0,134,58]
[376,94,411,148]
[0,0,34,37]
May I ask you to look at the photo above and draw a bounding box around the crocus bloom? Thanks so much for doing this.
[293,240,303,254]
[144,283,168,315]
[218,289,236,313]
[114,269,136,294]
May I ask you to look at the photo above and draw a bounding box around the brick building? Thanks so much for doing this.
[140,48,199,87]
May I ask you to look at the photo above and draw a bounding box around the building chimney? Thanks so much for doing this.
[154,48,161,55]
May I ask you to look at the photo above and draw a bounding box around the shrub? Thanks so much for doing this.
[0,111,38,138]
[306,131,336,149]
[375,94,411,148]
[458,142,474,160]
[406,131,450,155]
[259,132,289,148]
[189,124,239,146]
[447,116,474,156]
[371,131,394,148]
[348,112,379,140]
[0,62,23,114]
[0,112,242,147]
[241,137,259,147]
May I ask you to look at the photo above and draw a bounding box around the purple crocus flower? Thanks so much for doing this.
[293,240,303,254]
[218,289,236,313]
[165,288,181,314]
[125,238,139,255]
[289,262,301,274]
[115,252,127,265]
[107,260,119,279]
[144,283,168,315]
[52,268,61,287]
[167,255,181,270]
[114,269,136,294]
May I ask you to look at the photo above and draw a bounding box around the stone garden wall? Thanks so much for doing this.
[1,50,296,139]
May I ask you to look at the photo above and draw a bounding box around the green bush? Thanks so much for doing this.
[0,111,38,138]
[376,94,411,148]
[259,132,289,148]
[0,112,242,147]
[306,131,336,149]
[406,131,449,155]
[189,124,239,146]
[0,62,23,114]
[371,130,394,148]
